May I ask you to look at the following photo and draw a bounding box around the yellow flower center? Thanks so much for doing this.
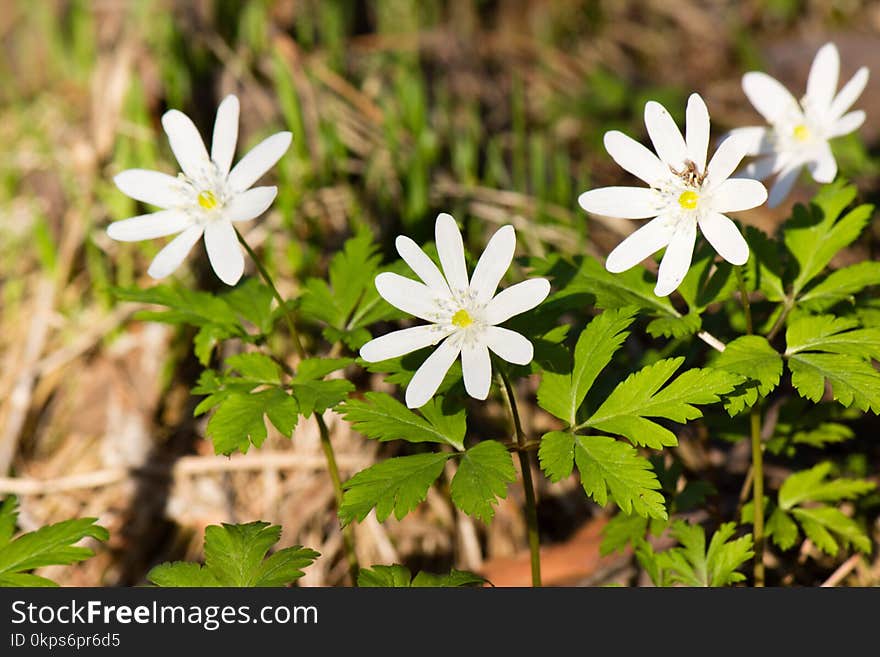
[678,190,699,210]
[793,124,810,142]
[452,309,473,328]
[197,190,219,210]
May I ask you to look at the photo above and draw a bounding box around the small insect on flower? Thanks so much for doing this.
[107,95,292,285]
[359,213,550,409]
[727,42,869,207]
[578,93,768,297]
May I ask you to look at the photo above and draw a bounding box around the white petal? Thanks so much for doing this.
[829,67,869,121]
[828,110,865,138]
[434,212,469,294]
[723,127,772,156]
[484,326,533,365]
[114,169,185,209]
[223,186,278,222]
[469,224,515,304]
[405,337,461,408]
[147,225,204,279]
[704,135,749,191]
[204,220,244,285]
[226,132,293,193]
[806,43,839,113]
[578,187,661,219]
[709,179,768,213]
[698,213,749,266]
[655,221,697,297]
[603,130,669,186]
[106,210,191,242]
[741,72,800,124]
[461,341,492,400]
[741,154,784,181]
[212,95,240,176]
[395,236,452,299]
[605,216,672,273]
[807,142,837,183]
[161,109,211,181]
[484,279,550,325]
[767,162,804,208]
[359,325,451,362]
[644,100,687,168]
[685,93,710,172]
[375,272,444,322]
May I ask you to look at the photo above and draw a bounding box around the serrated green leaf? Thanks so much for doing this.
[785,314,880,360]
[662,521,753,587]
[224,352,283,384]
[538,430,575,483]
[573,435,667,519]
[789,352,880,412]
[799,262,880,311]
[148,522,319,587]
[222,278,276,334]
[0,497,108,588]
[357,564,484,587]
[766,507,800,551]
[645,312,701,339]
[537,307,637,425]
[293,379,355,417]
[206,389,299,454]
[792,507,871,556]
[563,256,679,317]
[340,452,452,524]
[450,441,516,522]
[294,358,354,381]
[585,358,742,448]
[600,512,649,556]
[338,393,465,450]
[778,462,875,510]
[713,335,783,414]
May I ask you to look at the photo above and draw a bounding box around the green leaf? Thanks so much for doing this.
[766,507,800,551]
[222,278,276,334]
[450,441,516,522]
[785,314,880,360]
[573,435,667,519]
[585,358,742,448]
[799,262,880,311]
[538,430,575,483]
[357,564,484,587]
[206,389,299,454]
[338,393,466,450]
[224,352,283,384]
[645,312,701,339]
[783,182,873,296]
[778,462,875,510]
[537,307,638,425]
[713,335,783,414]
[600,512,649,556]
[661,521,753,587]
[339,453,452,524]
[147,522,319,587]
[788,352,880,412]
[0,496,109,588]
[792,507,871,555]
[744,226,786,302]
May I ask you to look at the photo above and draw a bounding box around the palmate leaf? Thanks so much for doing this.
[573,434,667,519]
[147,522,319,587]
[357,564,484,587]
[712,335,783,415]
[788,353,880,413]
[339,452,452,525]
[0,496,109,587]
[338,393,466,450]
[450,441,516,522]
[798,262,880,311]
[584,357,743,448]
[206,389,299,455]
[537,307,638,426]
[661,521,753,587]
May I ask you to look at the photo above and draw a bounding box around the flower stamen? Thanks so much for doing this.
[793,124,810,142]
[197,190,219,210]
[678,190,699,210]
[452,309,473,328]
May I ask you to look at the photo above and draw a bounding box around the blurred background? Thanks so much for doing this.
[2,0,880,587]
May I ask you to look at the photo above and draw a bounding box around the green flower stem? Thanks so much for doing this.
[499,368,542,587]
[736,264,764,586]
[236,228,360,585]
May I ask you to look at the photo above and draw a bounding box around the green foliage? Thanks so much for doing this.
[357,564,484,587]
[0,496,108,587]
[798,262,880,311]
[584,357,742,449]
[339,452,452,524]
[148,522,319,587]
[713,335,783,414]
[339,393,466,450]
[658,521,753,587]
[450,441,516,522]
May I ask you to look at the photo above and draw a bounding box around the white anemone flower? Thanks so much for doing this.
[578,93,768,297]
[107,95,292,285]
[727,42,868,207]
[359,213,550,409]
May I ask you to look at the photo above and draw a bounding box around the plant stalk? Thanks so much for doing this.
[499,369,542,587]
[236,228,360,585]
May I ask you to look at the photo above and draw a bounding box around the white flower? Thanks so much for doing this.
[728,42,868,207]
[107,95,292,285]
[359,213,550,409]
[578,93,767,297]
